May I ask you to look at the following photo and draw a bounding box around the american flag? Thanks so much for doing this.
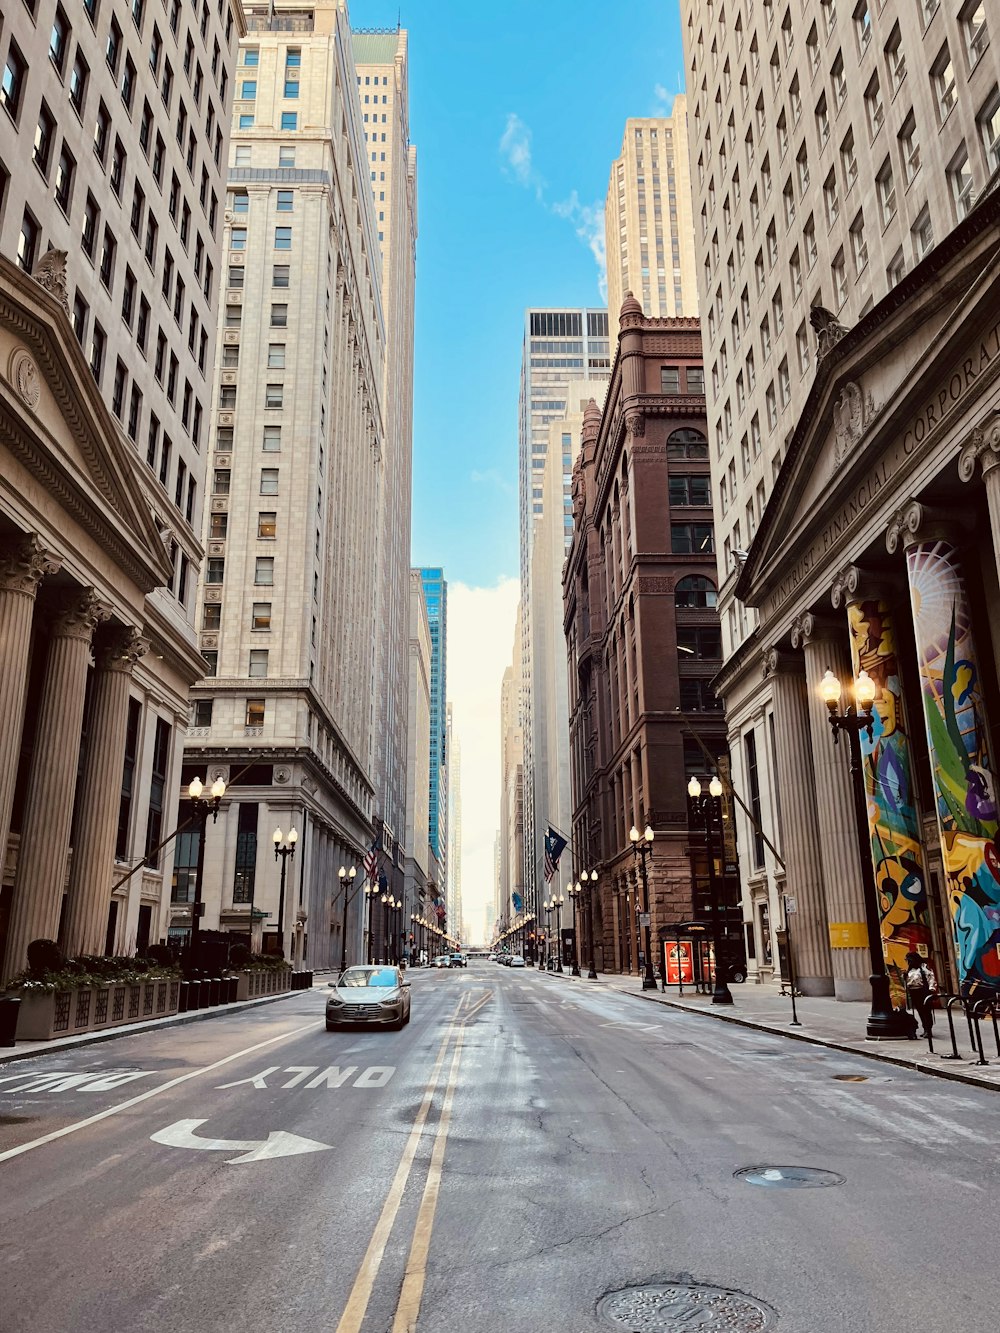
[363,837,379,883]
[544,826,567,883]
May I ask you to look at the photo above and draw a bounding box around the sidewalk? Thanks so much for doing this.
[536,964,1000,1092]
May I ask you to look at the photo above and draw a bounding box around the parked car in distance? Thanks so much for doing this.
[508,955,526,968]
[449,953,467,968]
[433,954,450,969]
[326,965,411,1030]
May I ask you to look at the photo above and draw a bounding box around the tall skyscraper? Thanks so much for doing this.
[185,1,388,969]
[403,571,431,941]
[680,0,1000,1000]
[0,0,245,974]
[518,310,610,920]
[499,606,525,930]
[605,101,700,321]
[354,29,417,905]
[418,568,448,898]
[446,706,462,938]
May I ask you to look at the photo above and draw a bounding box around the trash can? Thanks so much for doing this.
[0,995,21,1047]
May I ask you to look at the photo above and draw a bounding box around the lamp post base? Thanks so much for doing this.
[571,962,581,977]
[865,973,911,1040]
[712,983,734,1006]
[587,965,598,980]
[642,969,658,991]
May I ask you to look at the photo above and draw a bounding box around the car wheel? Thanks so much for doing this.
[731,969,747,984]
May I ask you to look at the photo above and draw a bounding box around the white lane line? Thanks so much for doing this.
[0,1020,318,1165]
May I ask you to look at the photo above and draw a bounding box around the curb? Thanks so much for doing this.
[0,987,314,1065]
[534,966,1000,1093]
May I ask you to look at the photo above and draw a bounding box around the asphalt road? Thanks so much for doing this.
[1,963,997,1333]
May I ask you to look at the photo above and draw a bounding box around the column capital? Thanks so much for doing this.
[885,500,958,554]
[830,563,861,610]
[0,534,61,597]
[95,624,148,674]
[958,409,1000,483]
[49,588,113,642]
[790,610,844,649]
[762,645,802,678]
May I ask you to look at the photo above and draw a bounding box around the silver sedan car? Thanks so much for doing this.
[326,965,412,1030]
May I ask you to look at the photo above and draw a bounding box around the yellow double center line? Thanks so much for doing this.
[335,990,488,1333]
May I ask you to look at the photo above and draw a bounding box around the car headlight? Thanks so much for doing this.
[327,996,345,1007]
[379,995,401,1008]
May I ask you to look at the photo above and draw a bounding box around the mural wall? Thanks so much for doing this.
[905,540,1000,996]
[847,597,932,1005]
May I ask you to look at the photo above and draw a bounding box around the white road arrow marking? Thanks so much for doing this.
[150,1118,332,1164]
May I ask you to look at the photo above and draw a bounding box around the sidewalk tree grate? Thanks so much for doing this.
[598,1279,775,1331]
[735,1164,845,1189]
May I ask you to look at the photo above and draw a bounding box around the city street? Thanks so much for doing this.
[1,963,997,1332]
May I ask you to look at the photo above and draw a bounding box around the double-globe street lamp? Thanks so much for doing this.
[571,870,600,979]
[272,825,298,959]
[629,824,658,991]
[364,879,381,964]
[186,776,226,963]
[820,667,910,1040]
[686,778,734,1007]
[380,892,400,963]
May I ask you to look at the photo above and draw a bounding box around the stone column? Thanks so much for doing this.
[887,501,1000,997]
[831,565,932,1005]
[0,536,61,882]
[791,612,871,1001]
[959,410,1000,591]
[61,626,148,957]
[3,590,110,977]
[762,647,834,995]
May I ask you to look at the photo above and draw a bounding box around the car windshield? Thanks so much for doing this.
[338,967,398,988]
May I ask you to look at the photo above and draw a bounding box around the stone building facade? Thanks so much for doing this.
[563,298,727,975]
[0,0,245,975]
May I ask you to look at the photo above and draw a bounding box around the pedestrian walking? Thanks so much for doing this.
[905,951,938,1038]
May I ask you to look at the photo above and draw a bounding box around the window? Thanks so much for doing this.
[213,467,231,495]
[280,112,297,131]
[70,51,89,115]
[263,426,281,451]
[205,557,225,583]
[144,717,172,867]
[106,17,122,74]
[2,43,27,121]
[243,46,260,67]
[677,624,722,660]
[240,80,256,100]
[885,23,906,93]
[260,467,279,494]
[99,226,116,289]
[15,209,38,274]
[760,314,772,360]
[671,523,715,554]
[778,357,791,406]
[911,206,934,260]
[228,263,244,289]
[978,87,1000,172]
[744,730,766,868]
[876,157,896,227]
[257,511,277,538]
[276,189,293,211]
[272,264,290,287]
[209,511,228,540]
[89,322,106,382]
[274,226,292,249]
[932,44,957,122]
[245,699,265,727]
[815,91,830,146]
[841,129,858,193]
[265,384,283,408]
[899,111,920,183]
[962,3,989,69]
[823,169,839,227]
[218,384,236,409]
[110,137,126,196]
[687,367,705,394]
[789,248,802,300]
[279,145,295,167]
[679,680,723,712]
[831,50,847,110]
[669,475,712,506]
[252,601,271,629]
[666,429,708,459]
[948,145,975,220]
[660,366,680,393]
[33,105,56,175]
[50,6,71,75]
[225,303,241,328]
[865,73,884,139]
[270,303,288,327]
[675,576,718,609]
[853,0,871,52]
[248,649,268,678]
[267,344,285,368]
[121,55,136,112]
[850,211,868,274]
[887,247,906,288]
[796,321,811,374]
[254,557,274,585]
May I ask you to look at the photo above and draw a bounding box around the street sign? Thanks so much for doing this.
[639,912,651,927]
[150,1118,331,1164]
[784,895,797,915]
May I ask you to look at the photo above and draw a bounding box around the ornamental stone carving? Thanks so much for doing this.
[762,645,803,678]
[810,304,850,361]
[50,588,112,642]
[830,563,861,610]
[32,249,70,314]
[790,610,843,648]
[625,411,646,438]
[635,575,675,594]
[958,409,1000,482]
[0,534,61,596]
[274,767,291,785]
[8,348,41,411]
[885,500,926,554]
[832,380,878,466]
[95,624,148,674]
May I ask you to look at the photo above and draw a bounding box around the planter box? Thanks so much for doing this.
[12,977,180,1041]
[234,968,292,1001]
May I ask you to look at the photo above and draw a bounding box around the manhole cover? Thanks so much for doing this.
[598,1280,775,1331]
[832,1074,868,1082]
[735,1164,845,1188]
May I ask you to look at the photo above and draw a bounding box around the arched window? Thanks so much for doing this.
[667,428,709,460]
[675,575,718,609]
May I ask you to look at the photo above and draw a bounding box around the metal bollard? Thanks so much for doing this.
[187,979,202,1010]
[0,995,22,1047]
[178,980,190,1014]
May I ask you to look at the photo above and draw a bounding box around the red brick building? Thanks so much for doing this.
[563,296,728,975]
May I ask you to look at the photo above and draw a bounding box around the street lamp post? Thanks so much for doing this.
[686,778,733,1006]
[543,899,554,969]
[187,776,226,964]
[629,824,658,991]
[585,869,599,979]
[337,865,357,972]
[821,668,910,1039]
[569,881,582,976]
[365,880,379,964]
[272,826,298,959]
[553,894,565,972]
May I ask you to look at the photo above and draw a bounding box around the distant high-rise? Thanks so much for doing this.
[419,568,448,896]
[605,100,700,321]
[354,27,418,906]
[518,310,610,920]
[403,571,431,940]
[446,706,462,937]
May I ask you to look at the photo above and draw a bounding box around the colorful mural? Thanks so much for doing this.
[847,598,932,1005]
[905,540,1000,996]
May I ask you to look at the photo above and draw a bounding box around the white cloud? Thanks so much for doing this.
[470,467,514,495]
[652,83,675,117]
[499,113,543,198]
[446,578,519,944]
[552,190,608,302]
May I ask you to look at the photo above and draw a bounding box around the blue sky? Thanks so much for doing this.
[356,0,686,590]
